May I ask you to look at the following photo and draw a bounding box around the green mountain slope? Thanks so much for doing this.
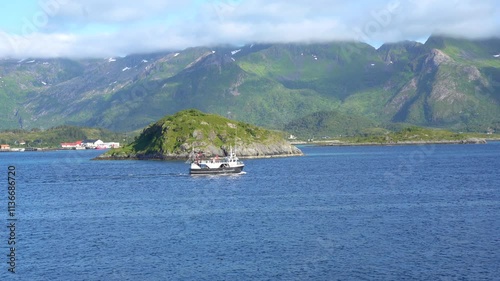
[84,45,344,131]
[236,42,388,99]
[0,36,498,134]
[284,110,383,138]
[382,36,500,131]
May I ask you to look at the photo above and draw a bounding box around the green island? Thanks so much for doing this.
[95,109,303,160]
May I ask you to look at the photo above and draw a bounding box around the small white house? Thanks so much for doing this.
[82,139,104,149]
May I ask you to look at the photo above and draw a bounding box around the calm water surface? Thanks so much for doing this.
[1,143,499,280]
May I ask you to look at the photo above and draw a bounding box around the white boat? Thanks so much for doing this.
[189,147,244,175]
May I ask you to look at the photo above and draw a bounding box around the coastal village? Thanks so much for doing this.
[60,139,120,150]
[0,139,120,152]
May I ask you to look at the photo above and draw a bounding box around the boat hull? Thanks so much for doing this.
[189,166,244,175]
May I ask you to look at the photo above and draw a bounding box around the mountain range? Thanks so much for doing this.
[1,35,499,134]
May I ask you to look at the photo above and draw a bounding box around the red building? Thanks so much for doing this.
[60,140,83,149]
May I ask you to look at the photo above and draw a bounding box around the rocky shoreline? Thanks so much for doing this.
[94,141,303,160]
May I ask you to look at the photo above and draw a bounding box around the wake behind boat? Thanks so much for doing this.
[189,147,244,175]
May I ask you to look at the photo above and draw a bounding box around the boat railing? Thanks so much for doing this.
[197,158,225,164]
[195,158,244,165]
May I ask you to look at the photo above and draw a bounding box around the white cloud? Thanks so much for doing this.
[0,0,498,58]
[0,31,77,58]
[383,0,500,41]
[53,0,192,23]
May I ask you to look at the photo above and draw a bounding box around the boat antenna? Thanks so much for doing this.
[234,125,237,154]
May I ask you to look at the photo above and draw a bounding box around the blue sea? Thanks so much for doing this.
[1,143,499,280]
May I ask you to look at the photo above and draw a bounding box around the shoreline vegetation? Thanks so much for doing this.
[1,115,499,156]
[3,136,496,154]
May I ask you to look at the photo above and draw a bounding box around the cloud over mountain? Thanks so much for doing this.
[0,0,498,58]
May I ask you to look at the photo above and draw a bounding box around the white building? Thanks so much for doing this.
[82,139,104,149]
[82,139,120,149]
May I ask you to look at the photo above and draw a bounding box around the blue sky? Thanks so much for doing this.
[0,0,499,58]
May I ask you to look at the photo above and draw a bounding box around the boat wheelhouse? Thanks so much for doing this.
[189,147,244,175]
